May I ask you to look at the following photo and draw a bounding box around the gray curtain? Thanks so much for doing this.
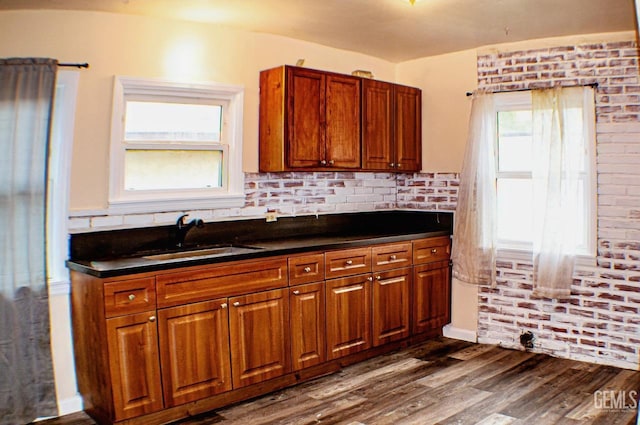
[0,58,58,424]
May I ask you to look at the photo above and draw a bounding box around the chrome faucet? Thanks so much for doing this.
[175,214,205,248]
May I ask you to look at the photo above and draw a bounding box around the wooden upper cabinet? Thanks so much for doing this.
[259,65,361,171]
[362,80,422,172]
[394,84,422,172]
[362,79,394,170]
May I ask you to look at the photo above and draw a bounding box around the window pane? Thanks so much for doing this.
[497,178,533,243]
[497,110,532,172]
[124,149,223,190]
[124,101,222,142]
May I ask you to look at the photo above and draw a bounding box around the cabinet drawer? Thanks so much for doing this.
[288,253,325,285]
[325,247,372,279]
[413,237,451,265]
[372,242,412,271]
[104,277,156,318]
[156,258,288,308]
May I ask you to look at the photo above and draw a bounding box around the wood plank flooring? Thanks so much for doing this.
[37,337,640,425]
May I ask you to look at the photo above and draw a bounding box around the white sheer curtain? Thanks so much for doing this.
[0,58,58,423]
[452,90,497,286]
[531,86,595,299]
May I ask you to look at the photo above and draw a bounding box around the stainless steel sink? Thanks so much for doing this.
[142,244,262,261]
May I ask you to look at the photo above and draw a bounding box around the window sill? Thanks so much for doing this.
[497,247,597,268]
[107,193,245,215]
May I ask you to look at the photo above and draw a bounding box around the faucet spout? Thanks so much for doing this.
[175,214,205,248]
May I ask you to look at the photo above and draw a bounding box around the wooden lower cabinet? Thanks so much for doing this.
[372,267,411,346]
[290,282,326,370]
[413,260,451,334]
[157,299,232,407]
[325,275,372,360]
[229,288,291,388]
[106,312,163,421]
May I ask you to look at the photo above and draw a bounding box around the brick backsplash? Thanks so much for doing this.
[68,172,458,232]
[476,39,640,370]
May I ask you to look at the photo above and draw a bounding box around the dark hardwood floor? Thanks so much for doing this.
[39,337,640,425]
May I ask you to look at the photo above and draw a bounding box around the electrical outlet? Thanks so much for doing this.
[265,211,277,222]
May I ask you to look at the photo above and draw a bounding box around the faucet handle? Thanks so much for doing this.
[177,213,189,227]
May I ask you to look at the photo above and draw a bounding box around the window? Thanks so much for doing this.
[109,77,245,213]
[494,90,596,256]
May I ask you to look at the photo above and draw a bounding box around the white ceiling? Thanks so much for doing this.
[0,0,636,62]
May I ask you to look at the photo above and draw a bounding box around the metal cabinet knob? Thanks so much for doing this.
[431,248,438,254]
[345,259,353,266]
[220,303,228,309]
[293,290,300,295]
[376,275,382,280]
[128,294,136,301]
[320,159,327,165]
[149,316,156,322]
[328,160,335,165]
[304,266,312,273]
[367,276,373,281]
[397,163,402,168]
[389,163,395,168]
[390,254,397,260]
[233,301,240,307]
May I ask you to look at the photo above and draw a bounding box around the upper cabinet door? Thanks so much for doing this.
[362,79,394,170]
[325,74,361,168]
[287,68,326,168]
[394,85,422,172]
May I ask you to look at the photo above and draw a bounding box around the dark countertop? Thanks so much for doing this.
[67,211,453,278]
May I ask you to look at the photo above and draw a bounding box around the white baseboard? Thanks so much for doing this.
[443,324,478,343]
[58,394,83,416]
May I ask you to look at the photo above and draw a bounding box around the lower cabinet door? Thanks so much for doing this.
[157,299,232,407]
[413,261,451,334]
[229,288,291,388]
[106,312,164,421]
[290,282,326,370]
[325,275,372,360]
[372,267,411,346]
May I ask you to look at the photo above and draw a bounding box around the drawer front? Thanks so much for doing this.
[372,242,412,271]
[325,247,372,279]
[104,277,156,317]
[288,253,325,285]
[413,237,451,265]
[156,258,288,308]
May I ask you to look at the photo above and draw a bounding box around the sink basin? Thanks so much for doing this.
[142,244,262,261]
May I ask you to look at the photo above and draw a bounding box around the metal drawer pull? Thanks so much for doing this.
[233,301,241,307]
[345,259,353,266]
[293,290,300,295]
[149,316,156,322]
[128,294,136,301]
[367,276,373,281]
[220,303,228,309]
[431,249,438,254]
[304,266,312,273]
[320,159,327,165]
[389,254,397,260]
[376,275,382,280]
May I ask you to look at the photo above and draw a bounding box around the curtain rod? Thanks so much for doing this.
[59,62,89,69]
[465,82,598,97]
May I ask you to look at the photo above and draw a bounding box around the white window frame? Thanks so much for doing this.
[109,76,245,214]
[494,90,597,258]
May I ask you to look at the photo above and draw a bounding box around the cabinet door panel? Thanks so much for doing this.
[158,299,231,407]
[290,283,326,370]
[373,268,411,346]
[395,85,422,172]
[287,68,325,168]
[326,275,372,360]
[229,289,290,388]
[362,79,394,170]
[106,312,163,421]
[413,262,451,334]
[325,74,361,168]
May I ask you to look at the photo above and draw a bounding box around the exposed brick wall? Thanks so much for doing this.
[477,39,640,370]
[68,172,457,232]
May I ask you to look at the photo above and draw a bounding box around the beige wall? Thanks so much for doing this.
[0,10,395,212]
[397,49,478,173]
